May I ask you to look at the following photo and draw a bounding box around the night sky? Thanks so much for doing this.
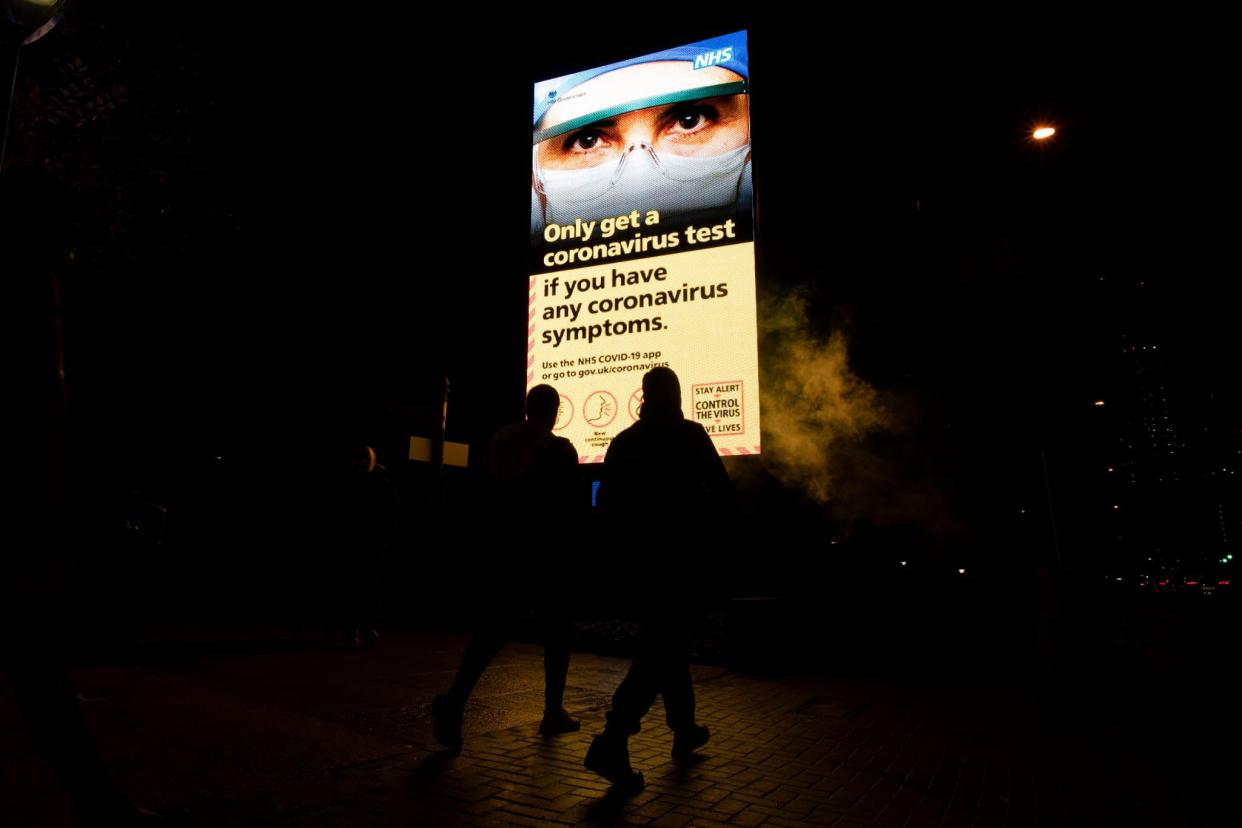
[8,7,1237,574]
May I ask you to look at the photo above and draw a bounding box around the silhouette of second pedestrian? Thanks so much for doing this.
[585,366,734,790]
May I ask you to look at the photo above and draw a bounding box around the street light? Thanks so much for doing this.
[1033,126,1056,140]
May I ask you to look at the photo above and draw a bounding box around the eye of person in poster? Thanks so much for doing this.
[532,57,751,230]
[539,94,749,171]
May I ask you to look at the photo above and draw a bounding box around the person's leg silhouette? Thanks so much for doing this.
[537,607,579,735]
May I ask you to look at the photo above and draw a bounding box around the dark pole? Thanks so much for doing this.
[1041,449,1063,572]
[1029,129,1062,688]
[434,375,450,490]
[0,42,19,171]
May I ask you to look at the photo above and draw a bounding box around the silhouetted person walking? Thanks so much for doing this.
[337,445,399,649]
[585,367,733,790]
[432,384,589,750]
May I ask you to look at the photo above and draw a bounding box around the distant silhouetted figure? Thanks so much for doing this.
[432,384,589,750]
[336,446,399,649]
[585,367,734,790]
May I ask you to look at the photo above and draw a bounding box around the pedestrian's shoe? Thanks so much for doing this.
[584,732,644,791]
[671,723,710,762]
[432,694,464,751]
[538,706,581,736]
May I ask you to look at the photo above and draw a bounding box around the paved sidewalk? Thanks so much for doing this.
[0,630,1168,826]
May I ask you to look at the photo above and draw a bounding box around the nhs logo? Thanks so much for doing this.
[692,46,733,70]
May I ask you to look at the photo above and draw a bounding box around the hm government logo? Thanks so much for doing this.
[693,46,733,70]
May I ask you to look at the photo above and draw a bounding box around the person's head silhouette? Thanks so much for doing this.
[640,367,682,420]
[526,384,561,432]
[348,445,377,472]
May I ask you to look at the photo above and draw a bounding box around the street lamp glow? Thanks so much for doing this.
[1094,400,1106,407]
[1033,126,1056,140]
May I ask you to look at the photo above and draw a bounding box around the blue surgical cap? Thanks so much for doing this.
[533,31,748,130]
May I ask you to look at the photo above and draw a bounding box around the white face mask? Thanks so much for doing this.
[535,143,751,227]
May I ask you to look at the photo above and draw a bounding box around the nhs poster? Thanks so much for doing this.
[529,31,760,461]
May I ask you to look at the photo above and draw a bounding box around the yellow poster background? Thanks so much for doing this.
[528,242,760,461]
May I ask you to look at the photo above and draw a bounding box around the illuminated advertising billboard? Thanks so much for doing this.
[530,31,759,462]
